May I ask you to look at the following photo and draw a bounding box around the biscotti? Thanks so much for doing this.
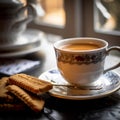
[0,77,28,111]
[0,77,15,103]
[7,85,45,112]
[8,74,53,95]
[0,73,53,112]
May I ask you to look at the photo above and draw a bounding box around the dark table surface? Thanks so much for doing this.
[0,33,120,120]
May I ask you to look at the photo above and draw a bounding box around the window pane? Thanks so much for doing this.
[94,0,120,35]
[35,0,65,27]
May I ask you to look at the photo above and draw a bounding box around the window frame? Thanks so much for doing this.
[82,0,120,46]
[28,0,120,46]
[28,0,82,38]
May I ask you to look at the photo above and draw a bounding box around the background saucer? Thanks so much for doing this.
[0,40,41,58]
[39,68,120,100]
[0,29,43,51]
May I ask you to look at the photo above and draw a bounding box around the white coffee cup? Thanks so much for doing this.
[54,37,120,87]
[0,0,37,46]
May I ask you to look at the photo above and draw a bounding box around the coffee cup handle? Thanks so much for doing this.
[104,46,120,74]
[16,3,38,24]
[12,3,37,30]
[21,3,37,23]
[27,3,38,19]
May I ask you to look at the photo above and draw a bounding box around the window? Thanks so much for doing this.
[94,0,120,35]
[35,0,65,27]
[28,0,120,46]
[82,0,120,46]
[28,0,81,38]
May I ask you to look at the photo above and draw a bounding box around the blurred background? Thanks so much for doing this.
[0,0,119,76]
[28,0,120,46]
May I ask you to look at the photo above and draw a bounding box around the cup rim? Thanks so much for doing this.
[54,37,108,53]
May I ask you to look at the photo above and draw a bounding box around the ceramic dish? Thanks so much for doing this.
[0,29,43,51]
[0,40,41,58]
[39,68,120,100]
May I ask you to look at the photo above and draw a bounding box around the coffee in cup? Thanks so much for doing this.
[60,43,101,51]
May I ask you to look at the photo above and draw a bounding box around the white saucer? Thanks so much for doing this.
[0,29,43,51]
[39,68,120,100]
[0,40,41,58]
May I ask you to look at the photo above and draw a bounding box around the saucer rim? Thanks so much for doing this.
[0,29,42,50]
[0,40,41,58]
[39,68,120,100]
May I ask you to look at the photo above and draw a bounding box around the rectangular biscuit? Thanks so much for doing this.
[0,77,15,103]
[7,85,45,112]
[8,74,53,95]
